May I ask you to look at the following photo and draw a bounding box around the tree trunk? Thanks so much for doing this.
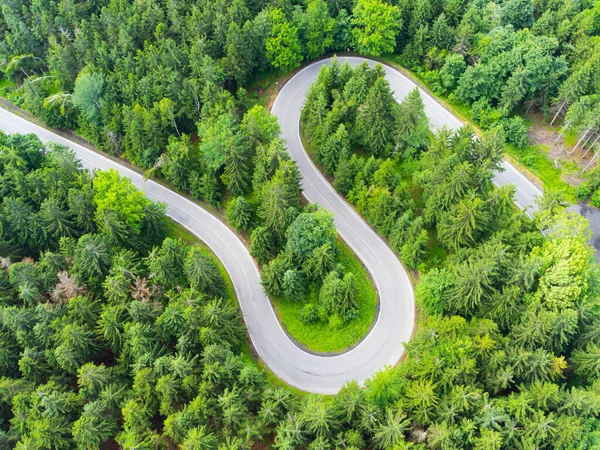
[583,152,599,173]
[582,129,596,149]
[582,134,600,159]
[550,100,566,126]
[571,127,591,155]
[555,120,571,144]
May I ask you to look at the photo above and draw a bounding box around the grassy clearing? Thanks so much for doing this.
[271,237,378,354]
[247,68,292,109]
[504,144,578,203]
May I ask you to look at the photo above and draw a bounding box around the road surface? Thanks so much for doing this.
[0,56,545,394]
[0,106,411,394]
[274,57,543,212]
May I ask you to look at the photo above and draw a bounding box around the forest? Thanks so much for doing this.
[1,0,600,448]
[1,131,599,449]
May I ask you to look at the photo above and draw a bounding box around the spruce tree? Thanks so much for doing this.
[321,124,350,175]
[395,88,430,158]
[356,77,397,156]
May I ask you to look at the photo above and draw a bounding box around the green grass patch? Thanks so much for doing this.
[564,130,578,148]
[505,144,577,203]
[247,68,289,108]
[271,237,378,354]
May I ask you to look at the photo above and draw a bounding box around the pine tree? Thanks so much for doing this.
[373,408,410,449]
[282,269,304,301]
[429,13,454,50]
[395,88,430,158]
[339,272,357,317]
[321,123,350,175]
[307,243,336,280]
[356,76,397,156]
[437,195,488,250]
[40,198,76,242]
[184,248,224,297]
[224,144,251,197]
[305,0,335,59]
[334,154,363,195]
[260,252,291,296]
[226,197,254,231]
[250,226,274,265]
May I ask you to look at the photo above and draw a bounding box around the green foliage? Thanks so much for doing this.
[285,209,337,261]
[356,76,398,156]
[416,268,452,315]
[93,169,150,230]
[305,0,335,59]
[71,72,104,125]
[351,0,402,56]
[395,88,430,157]
[250,226,274,265]
[266,9,303,71]
[226,197,254,232]
[4,0,600,445]
[0,136,263,449]
[197,113,240,172]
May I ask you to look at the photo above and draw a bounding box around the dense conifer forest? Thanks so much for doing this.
[1,0,600,448]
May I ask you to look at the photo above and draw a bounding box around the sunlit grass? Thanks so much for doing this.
[504,144,578,203]
[270,237,378,354]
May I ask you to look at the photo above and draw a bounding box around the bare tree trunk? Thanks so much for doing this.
[582,130,596,149]
[525,99,534,116]
[550,100,566,125]
[583,152,599,173]
[582,134,600,159]
[571,127,591,155]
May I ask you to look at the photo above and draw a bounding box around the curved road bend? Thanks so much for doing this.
[0,57,544,394]
[0,106,410,394]
[274,56,543,213]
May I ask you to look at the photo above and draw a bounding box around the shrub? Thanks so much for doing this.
[328,314,343,330]
[300,304,319,324]
[503,117,528,149]
[416,268,453,316]
[591,189,600,208]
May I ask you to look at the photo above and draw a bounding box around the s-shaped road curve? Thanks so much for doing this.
[0,105,409,394]
[0,57,542,394]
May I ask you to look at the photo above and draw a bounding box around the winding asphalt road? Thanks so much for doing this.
[274,57,543,212]
[0,57,543,394]
[0,106,411,394]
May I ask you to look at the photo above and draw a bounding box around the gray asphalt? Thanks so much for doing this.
[0,57,545,394]
[277,57,543,211]
[0,106,411,394]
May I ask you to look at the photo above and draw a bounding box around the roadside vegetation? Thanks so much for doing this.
[272,237,378,353]
[1,0,600,448]
[0,0,383,354]
[302,59,600,449]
